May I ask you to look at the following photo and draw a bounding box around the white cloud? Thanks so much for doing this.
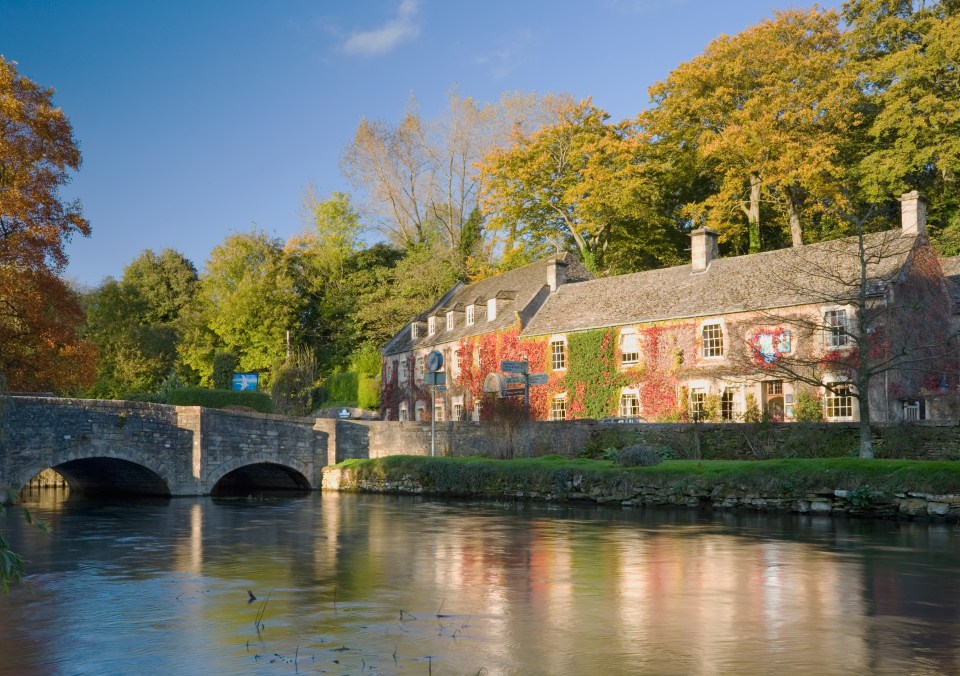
[343,0,421,57]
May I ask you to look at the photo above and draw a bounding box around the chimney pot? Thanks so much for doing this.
[899,191,927,235]
[691,228,719,272]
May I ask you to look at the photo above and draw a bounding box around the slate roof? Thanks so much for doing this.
[940,255,960,311]
[522,230,922,337]
[382,253,593,356]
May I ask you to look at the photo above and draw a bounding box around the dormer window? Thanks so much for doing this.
[446,312,454,331]
[411,323,419,339]
[487,298,497,321]
[428,316,437,336]
[466,305,475,326]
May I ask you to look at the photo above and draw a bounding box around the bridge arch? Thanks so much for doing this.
[206,453,312,495]
[18,447,172,496]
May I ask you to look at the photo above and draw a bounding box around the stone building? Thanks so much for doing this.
[382,192,957,423]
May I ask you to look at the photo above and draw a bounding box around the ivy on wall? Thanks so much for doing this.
[566,328,627,419]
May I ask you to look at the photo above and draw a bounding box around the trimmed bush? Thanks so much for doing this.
[167,387,273,413]
[326,371,359,404]
[357,376,380,410]
[212,352,238,390]
[614,444,663,467]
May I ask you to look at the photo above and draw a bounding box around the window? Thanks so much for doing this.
[399,402,409,422]
[620,330,639,365]
[415,402,426,421]
[550,394,567,421]
[398,359,408,383]
[473,344,481,368]
[721,387,739,421]
[690,387,707,420]
[472,400,481,421]
[619,390,640,417]
[824,309,849,348]
[446,312,454,331]
[824,384,853,420]
[701,322,724,358]
[550,338,566,371]
[434,400,445,422]
[487,298,497,321]
[428,316,437,336]
[902,399,923,421]
[452,348,461,377]
[415,356,424,381]
[452,397,464,421]
[466,305,475,326]
[767,380,783,395]
[411,323,419,339]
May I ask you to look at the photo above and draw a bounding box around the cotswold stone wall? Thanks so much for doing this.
[322,465,960,521]
[325,419,960,463]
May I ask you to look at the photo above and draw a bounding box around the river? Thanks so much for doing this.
[1,489,959,674]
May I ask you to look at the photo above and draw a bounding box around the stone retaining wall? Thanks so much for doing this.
[322,465,960,521]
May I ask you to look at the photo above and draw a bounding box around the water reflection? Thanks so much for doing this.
[2,492,960,674]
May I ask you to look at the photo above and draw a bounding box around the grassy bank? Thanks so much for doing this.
[334,455,960,498]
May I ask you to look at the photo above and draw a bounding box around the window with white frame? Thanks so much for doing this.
[472,400,481,421]
[824,383,854,420]
[619,389,640,417]
[415,356,424,381]
[398,359,408,383]
[701,322,724,358]
[446,312,454,331]
[620,329,639,365]
[411,323,419,339]
[473,344,481,367]
[399,402,409,421]
[902,399,923,421]
[452,396,464,421]
[428,316,437,336]
[434,400,445,422]
[550,338,566,371]
[415,401,426,421]
[487,298,497,321]
[824,309,849,348]
[690,387,707,420]
[452,348,461,376]
[721,386,740,421]
[550,394,567,421]
[466,305,475,326]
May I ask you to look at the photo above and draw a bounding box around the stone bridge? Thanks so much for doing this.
[0,396,340,496]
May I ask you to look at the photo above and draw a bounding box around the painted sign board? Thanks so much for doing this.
[501,360,528,374]
[424,372,446,386]
[434,385,447,392]
[231,373,259,391]
[504,374,527,386]
[527,373,549,386]
[501,389,527,397]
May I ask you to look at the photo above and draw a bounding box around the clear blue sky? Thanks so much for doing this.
[0,0,829,287]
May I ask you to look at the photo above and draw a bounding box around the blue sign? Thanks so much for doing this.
[231,372,259,391]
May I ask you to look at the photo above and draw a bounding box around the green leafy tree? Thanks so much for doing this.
[180,231,300,384]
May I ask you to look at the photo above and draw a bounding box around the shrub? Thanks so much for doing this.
[212,352,239,390]
[794,389,824,422]
[357,376,380,410]
[613,444,663,467]
[167,387,272,413]
[326,371,359,404]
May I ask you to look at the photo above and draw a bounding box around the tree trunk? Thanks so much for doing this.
[785,184,803,247]
[858,393,874,459]
[748,173,762,253]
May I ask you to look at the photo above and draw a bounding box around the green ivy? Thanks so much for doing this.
[566,328,627,419]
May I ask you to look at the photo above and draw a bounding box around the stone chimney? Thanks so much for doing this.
[691,227,719,272]
[547,257,567,293]
[899,191,927,235]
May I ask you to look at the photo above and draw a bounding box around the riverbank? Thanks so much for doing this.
[322,455,960,520]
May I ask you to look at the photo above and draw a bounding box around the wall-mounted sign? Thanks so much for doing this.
[231,373,259,391]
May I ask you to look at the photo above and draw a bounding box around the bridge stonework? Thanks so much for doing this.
[0,397,332,496]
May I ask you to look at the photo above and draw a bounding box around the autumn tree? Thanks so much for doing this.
[341,90,569,274]
[480,99,683,273]
[0,57,94,392]
[844,0,960,251]
[644,8,863,252]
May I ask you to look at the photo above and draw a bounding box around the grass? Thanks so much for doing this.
[334,455,960,498]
